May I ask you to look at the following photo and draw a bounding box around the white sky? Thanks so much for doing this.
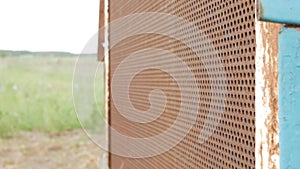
[0,0,99,54]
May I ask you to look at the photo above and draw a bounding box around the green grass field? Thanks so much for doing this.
[0,56,104,138]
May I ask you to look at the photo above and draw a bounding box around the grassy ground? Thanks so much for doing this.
[0,56,104,138]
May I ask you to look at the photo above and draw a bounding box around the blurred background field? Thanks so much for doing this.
[0,55,80,138]
[0,0,101,168]
[0,53,104,169]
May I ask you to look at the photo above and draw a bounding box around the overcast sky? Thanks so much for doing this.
[0,0,99,54]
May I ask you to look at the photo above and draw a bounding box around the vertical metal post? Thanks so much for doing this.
[257,1,300,168]
[99,0,110,168]
[255,21,281,169]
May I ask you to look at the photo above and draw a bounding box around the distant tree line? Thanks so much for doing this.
[0,50,77,58]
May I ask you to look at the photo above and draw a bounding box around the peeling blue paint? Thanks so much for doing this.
[279,27,300,169]
[258,0,300,25]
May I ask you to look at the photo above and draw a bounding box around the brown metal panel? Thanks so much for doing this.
[109,0,256,168]
[98,0,105,61]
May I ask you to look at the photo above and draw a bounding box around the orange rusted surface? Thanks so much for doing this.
[108,0,257,168]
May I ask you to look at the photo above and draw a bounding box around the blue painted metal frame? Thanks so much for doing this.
[258,0,300,25]
[279,27,300,169]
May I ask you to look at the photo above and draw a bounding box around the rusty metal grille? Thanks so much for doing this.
[109,0,256,168]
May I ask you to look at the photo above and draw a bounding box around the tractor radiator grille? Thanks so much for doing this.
[109,0,256,168]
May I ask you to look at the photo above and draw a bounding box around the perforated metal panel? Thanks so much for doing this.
[109,0,256,168]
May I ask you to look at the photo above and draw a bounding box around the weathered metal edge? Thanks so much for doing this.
[257,0,300,25]
[255,21,281,169]
[103,0,110,168]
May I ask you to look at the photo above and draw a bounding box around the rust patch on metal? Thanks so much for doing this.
[284,25,300,28]
[258,22,281,169]
[283,25,300,33]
